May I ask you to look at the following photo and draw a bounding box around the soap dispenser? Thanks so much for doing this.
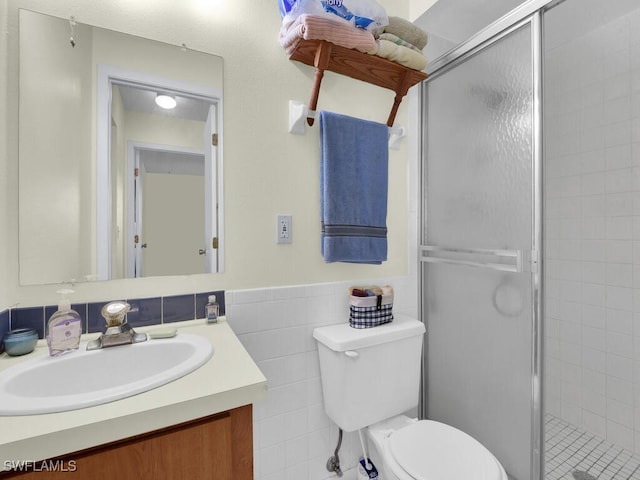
[47,290,82,356]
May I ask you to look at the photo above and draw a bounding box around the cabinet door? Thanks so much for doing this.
[0,405,253,480]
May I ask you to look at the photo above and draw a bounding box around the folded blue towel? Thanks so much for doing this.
[319,111,388,264]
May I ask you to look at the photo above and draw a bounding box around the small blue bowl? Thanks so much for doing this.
[3,328,39,356]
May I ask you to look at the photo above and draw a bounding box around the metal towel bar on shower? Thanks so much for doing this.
[420,245,526,273]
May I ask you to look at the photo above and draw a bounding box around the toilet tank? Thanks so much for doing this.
[313,314,426,432]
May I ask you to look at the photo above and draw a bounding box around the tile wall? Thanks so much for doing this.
[225,276,418,480]
[544,7,640,454]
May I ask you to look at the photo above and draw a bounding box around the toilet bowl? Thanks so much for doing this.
[313,315,508,480]
[366,415,508,480]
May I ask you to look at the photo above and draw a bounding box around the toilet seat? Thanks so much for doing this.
[386,420,507,480]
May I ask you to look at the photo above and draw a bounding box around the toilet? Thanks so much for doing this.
[313,314,508,480]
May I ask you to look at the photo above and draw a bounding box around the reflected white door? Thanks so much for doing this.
[127,145,208,278]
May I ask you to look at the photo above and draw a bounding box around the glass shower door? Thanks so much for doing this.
[421,17,541,480]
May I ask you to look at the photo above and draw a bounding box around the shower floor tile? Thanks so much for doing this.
[545,415,640,480]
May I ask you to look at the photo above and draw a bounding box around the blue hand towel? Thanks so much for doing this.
[319,111,388,264]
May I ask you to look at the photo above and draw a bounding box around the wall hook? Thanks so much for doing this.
[69,16,77,48]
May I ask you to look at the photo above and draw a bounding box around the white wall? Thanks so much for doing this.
[544,5,640,454]
[1,0,415,308]
[409,0,439,22]
[124,110,205,151]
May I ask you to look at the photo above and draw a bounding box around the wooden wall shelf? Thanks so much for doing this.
[289,39,428,127]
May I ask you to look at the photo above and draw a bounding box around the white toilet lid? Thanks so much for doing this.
[389,420,505,480]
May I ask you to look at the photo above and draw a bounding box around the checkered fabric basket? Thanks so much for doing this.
[349,293,394,329]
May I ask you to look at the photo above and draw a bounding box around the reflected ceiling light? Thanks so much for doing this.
[155,94,177,109]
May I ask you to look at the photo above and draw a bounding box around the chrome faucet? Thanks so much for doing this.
[86,301,147,350]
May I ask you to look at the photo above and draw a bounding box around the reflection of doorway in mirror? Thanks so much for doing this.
[97,66,221,280]
[134,147,207,277]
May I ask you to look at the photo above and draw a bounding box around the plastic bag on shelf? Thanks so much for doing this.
[284,0,388,32]
[278,0,297,18]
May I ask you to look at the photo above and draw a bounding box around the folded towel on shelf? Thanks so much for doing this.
[319,111,389,264]
[374,39,427,70]
[378,32,422,52]
[383,16,428,50]
[279,14,377,54]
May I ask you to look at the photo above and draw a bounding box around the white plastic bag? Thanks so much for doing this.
[287,0,388,32]
[278,0,296,18]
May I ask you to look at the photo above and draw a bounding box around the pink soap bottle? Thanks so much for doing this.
[47,297,82,357]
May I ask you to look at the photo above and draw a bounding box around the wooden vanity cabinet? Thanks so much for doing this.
[1,404,253,480]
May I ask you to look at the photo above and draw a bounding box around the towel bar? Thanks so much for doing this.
[288,100,406,149]
[420,245,526,273]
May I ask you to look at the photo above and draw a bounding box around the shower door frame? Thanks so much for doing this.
[419,4,550,480]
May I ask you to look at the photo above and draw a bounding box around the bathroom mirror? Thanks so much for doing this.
[18,9,224,285]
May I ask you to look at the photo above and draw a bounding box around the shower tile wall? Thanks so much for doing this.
[225,276,418,480]
[544,8,640,455]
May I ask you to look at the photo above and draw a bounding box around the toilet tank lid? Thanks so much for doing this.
[313,314,425,352]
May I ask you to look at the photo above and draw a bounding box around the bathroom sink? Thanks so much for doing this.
[0,333,213,415]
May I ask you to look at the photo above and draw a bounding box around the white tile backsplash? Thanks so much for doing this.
[545,5,640,454]
[227,276,417,480]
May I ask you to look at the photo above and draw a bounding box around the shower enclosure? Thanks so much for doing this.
[420,0,640,479]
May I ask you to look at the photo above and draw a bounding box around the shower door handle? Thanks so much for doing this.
[420,245,527,273]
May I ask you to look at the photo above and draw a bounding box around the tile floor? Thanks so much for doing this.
[545,415,640,480]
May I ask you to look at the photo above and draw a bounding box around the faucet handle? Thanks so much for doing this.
[101,301,131,327]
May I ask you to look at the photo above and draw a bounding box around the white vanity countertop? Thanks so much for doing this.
[0,318,267,464]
